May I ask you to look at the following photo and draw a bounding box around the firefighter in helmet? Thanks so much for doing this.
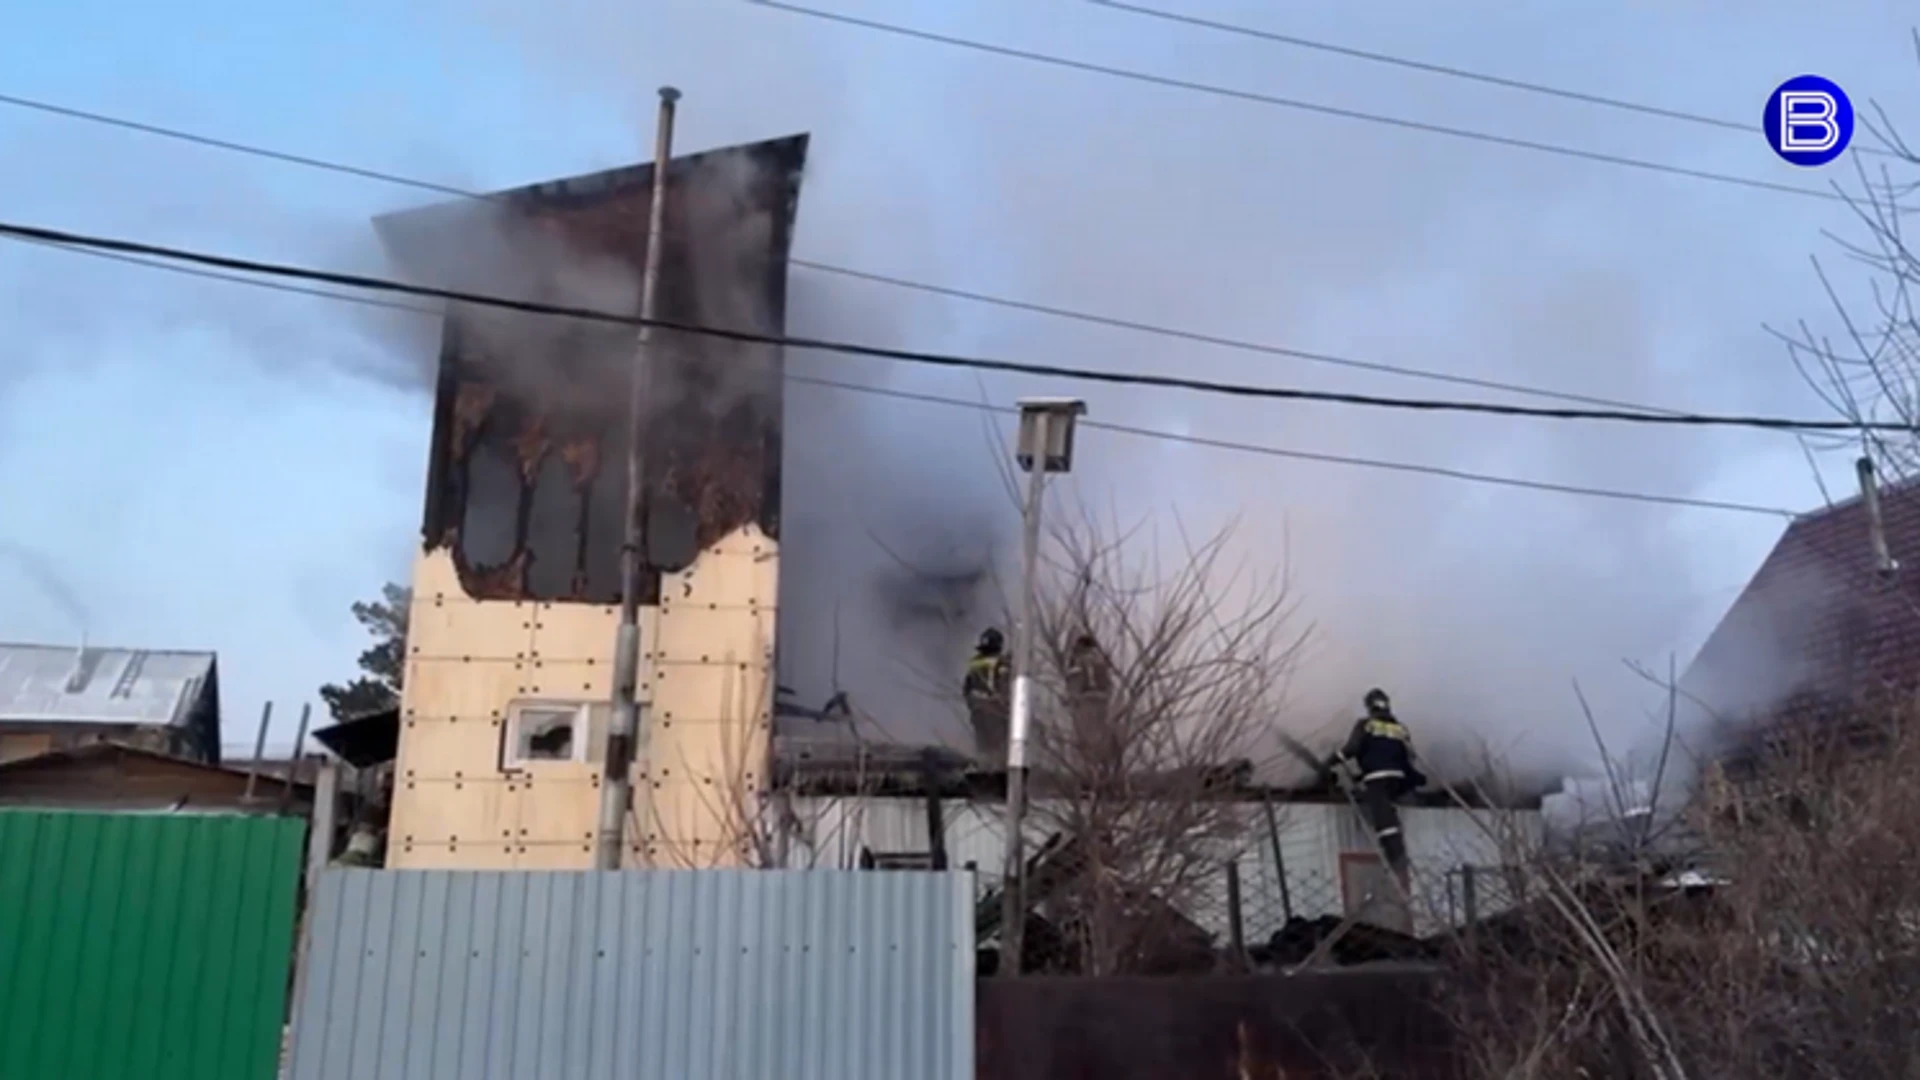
[964,628,1011,761]
[1325,688,1427,877]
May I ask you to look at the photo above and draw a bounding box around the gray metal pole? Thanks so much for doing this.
[1225,858,1248,970]
[242,701,273,802]
[1262,793,1294,922]
[278,702,312,814]
[305,760,341,887]
[999,412,1051,976]
[596,85,681,871]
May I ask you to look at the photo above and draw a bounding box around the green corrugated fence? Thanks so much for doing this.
[0,811,307,1080]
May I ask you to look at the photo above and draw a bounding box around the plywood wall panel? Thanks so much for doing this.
[390,524,778,872]
[408,555,535,660]
[397,716,506,776]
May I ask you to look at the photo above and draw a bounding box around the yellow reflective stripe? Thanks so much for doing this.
[1364,719,1409,741]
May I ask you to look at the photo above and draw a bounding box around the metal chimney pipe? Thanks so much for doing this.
[1859,455,1899,579]
[597,85,682,871]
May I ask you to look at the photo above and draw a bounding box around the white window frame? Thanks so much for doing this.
[502,700,594,769]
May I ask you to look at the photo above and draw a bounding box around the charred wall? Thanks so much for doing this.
[405,134,808,604]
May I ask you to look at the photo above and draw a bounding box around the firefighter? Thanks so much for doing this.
[964,627,1011,761]
[1325,688,1427,878]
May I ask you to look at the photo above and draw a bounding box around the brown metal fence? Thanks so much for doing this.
[977,970,1460,1079]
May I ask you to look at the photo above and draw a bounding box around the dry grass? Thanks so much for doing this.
[1417,700,1920,1079]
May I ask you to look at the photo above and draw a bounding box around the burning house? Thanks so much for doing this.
[372,133,808,869]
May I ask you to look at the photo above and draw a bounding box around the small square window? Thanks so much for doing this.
[504,702,591,767]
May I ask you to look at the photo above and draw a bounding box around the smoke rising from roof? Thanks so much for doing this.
[333,2,1858,784]
[8,0,1898,774]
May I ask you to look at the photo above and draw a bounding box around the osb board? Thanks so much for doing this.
[526,600,658,666]
[654,527,778,608]
[635,527,776,869]
[394,719,504,777]
[388,532,776,871]
[401,656,523,724]
[520,660,613,700]
[407,554,535,659]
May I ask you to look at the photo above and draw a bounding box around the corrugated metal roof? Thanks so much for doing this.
[287,869,975,1080]
[0,810,307,1080]
[0,642,215,726]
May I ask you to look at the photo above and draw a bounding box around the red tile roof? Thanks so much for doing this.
[1683,479,1920,727]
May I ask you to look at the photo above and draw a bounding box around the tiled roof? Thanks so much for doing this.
[1682,479,1920,721]
[0,643,216,727]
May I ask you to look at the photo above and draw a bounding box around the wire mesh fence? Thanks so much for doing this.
[1199,852,1534,964]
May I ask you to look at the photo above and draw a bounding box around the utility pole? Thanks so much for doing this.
[998,397,1085,975]
[596,85,681,871]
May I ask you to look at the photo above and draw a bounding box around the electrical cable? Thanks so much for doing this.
[1087,0,1899,159]
[0,227,1817,517]
[0,88,1698,416]
[0,217,1898,435]
[744,0,1842,203]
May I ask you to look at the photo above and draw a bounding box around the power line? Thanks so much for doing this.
[0,89,1696,416]
[792,377,1798,518]
[745,0,1842,204]
[0,93,479,201]
[1088,0,1898,161]
[1090,0,1739,130]
[791,261,1686,416]
[0,217,1900,434]
[17,229,1798,519]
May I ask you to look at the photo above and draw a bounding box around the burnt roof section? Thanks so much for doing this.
[377,134,808,604]
[1683,478,1920,734]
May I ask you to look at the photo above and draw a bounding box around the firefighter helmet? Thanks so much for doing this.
[1364,687,1391,714]
[978,627,1006,654]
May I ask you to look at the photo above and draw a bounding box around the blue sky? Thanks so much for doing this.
[0,0,1914,772]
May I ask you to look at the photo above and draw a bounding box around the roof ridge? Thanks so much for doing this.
[0,641,216,657]
[1788,471,1920,526]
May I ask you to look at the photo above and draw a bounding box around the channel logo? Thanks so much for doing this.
[1763,75,1853,167]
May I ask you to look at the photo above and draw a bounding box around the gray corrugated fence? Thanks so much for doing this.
[286,869,975,1080]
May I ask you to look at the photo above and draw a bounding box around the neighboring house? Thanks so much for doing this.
[0,742,311,814]
[370,132,809,870]
[0,643,221,765]
[1681,479,1920,762]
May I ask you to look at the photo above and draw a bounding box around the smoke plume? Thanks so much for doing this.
[12,0,1900,777]
[381,0,1871,789]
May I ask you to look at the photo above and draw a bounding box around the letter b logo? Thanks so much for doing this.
[1765,75,1853,167]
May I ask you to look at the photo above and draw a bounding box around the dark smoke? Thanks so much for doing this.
[0,539,92,642]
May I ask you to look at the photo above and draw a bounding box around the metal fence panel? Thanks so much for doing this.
[0,809,308,1080]
[287,869,975,1080]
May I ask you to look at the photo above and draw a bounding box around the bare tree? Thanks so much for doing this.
[1408,685,1920,1080]
[1018,507,1312,975]
[644,692,897,871]
[1775,43,1920,481]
